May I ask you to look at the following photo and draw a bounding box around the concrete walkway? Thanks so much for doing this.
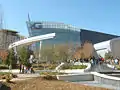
[17,73,40,78]
[91,63,113,72]
[74,81,120,90]
[0,69,19,73]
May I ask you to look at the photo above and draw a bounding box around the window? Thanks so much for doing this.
[31,23,43,29]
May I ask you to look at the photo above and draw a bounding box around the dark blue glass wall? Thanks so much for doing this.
[80,29,119,44]
[27,23,81,45]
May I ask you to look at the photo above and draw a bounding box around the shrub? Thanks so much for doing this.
[9,73,17,78]
[0,65,9,69]
[33,64,57,70]
[116,65,120,70]
[12,74,17,78]
[1,75,6,79]
[0,73,17,80]
[42,75,57,80]
[48,64,57,70]
[0,72,11,75]
[62,65,87,69]
[5,74,12,82]
[32,64,43,68]
[70,65,87,69]
[40,72,65,75]
[62,64,71,70]
[117,68,120,70]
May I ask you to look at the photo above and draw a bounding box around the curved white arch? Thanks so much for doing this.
[94,40,111,51]
[93,37,120,58]
[8,33,56,49]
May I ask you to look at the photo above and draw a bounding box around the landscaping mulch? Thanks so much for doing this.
[1,77,111,90]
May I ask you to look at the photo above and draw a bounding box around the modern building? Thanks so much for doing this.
[0,29,20,49]
[27,21,119,46]
[0,29,20,61]
[27,20,120,60]
[27,21,81,46]
[80,29,119,44]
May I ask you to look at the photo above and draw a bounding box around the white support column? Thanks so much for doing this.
[38,41,42,65]
[14,46,17,56]
[14,46,19,64]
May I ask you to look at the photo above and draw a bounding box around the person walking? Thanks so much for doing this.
[90,57,94,66]
[30,66,35,73]
[22,64,24,74]
[114,58,118,65]
[92,56,96,65]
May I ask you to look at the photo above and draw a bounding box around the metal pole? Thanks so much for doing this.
[38,41,42,68]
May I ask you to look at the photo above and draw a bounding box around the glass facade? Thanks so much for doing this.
[27,21,81,48]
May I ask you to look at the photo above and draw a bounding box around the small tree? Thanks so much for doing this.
[57,45,69,62]
[18,47,30,66]
[73,41,94,61]
[5,49,15,68]
[40,44,71,64]
[105,51,112,60]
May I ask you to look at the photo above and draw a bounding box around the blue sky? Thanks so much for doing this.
[1,0,120,36]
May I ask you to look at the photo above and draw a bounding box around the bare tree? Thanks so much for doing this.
[73,41,94,61]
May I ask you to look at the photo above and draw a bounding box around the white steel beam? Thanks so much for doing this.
[8,33,56,49]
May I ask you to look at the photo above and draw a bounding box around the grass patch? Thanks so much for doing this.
[62,65,87,70]
[33,64,57,70]
[40,72,66,76]
[0,72,11,75]
[42,75,57,80]
[115,65,120,70]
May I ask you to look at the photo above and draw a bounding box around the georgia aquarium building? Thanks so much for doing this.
[26,21,119,49]
[27,21,81,47]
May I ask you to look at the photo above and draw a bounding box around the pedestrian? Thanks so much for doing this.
[22,64,24,74]
[114,58,118,65]
[90,58,94,66]
[30,66,35,73]
[111,58,114,65]
[24,65,27,74]
[92,56,96,65]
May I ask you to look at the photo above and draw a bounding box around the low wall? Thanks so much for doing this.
[84,63,91,72]
[55,62,64,71]
[56,73,94,82]
[91,72,120,87]
[17,73,40,78]
[59,69,84,73]
[59,63,91,74]
[57,71,120,87]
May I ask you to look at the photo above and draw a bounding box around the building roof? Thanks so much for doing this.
[81,29,119,37]
[80,29,119,44]
[0,29,18,33]
[27,21,80,32]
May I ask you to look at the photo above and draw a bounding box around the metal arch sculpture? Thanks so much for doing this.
[8,33,56,49]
